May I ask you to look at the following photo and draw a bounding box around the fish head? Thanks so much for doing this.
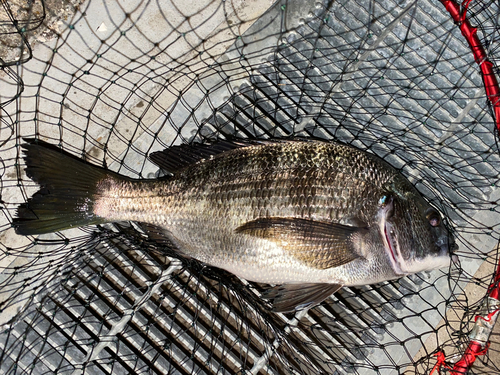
[377,185,456,276]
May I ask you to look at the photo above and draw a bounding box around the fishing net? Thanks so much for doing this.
[1,0,499,373]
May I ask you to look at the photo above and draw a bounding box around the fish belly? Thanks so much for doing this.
[164,221,352,285]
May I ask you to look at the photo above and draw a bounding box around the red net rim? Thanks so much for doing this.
[438,0,500,373]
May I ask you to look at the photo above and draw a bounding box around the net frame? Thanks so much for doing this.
[435,1,500,373]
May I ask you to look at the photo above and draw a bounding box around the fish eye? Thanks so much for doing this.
[379,194,390,206]
[379,194,394,218]
[429,216,440,227]
[426,209,441,227]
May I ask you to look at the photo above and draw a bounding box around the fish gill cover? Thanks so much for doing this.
[0,0,499,374]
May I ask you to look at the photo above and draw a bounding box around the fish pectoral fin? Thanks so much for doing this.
[235,218,363,269]
[263,283,342,313]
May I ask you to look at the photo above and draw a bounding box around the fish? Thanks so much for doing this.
[13,138,456,313]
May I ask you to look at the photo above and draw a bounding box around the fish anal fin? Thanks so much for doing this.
[235,217,363,269]
[263,283,342,313]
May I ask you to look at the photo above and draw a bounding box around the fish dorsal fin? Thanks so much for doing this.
[235,217,363,270]
[263,283,342,313]
[148,140,253,174]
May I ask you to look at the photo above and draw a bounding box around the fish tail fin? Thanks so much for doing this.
[13,139,115,235]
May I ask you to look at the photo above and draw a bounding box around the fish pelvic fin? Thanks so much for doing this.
[235,217,363,269]
[13,139,119,235]
[264,283,342,313]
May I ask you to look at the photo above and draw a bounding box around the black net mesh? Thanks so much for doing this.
[1,0,500,374]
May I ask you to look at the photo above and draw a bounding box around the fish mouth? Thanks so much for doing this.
[383,221,455,276]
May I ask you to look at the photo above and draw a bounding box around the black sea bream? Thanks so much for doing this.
[14,139,456,312]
